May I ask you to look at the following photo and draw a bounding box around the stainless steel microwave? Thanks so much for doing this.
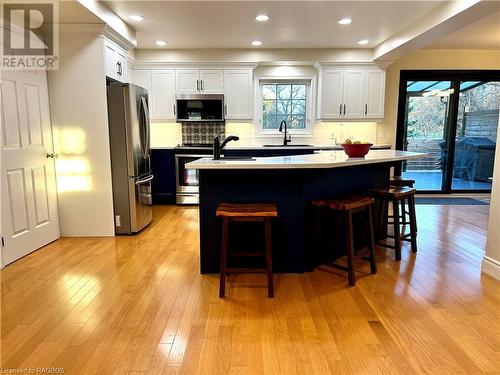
[176,94,225,122]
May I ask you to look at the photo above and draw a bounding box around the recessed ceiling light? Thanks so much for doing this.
[338,18,352,25]
[155,40,167,46]
[130,15,145,22]
[358,39,369,45]
[251,40,262,46]
[255,14,269,22]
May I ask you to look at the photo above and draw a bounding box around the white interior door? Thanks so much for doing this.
[1,70,60,266]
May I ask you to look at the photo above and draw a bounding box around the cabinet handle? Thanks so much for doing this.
[173,104,176,115]
[365,104,368,115]
[201,80,204,91]
[339,104,342,116]
[116,61,121,75]
[343,104,346,115]
[196,80,199,91]
[224,104,227,116]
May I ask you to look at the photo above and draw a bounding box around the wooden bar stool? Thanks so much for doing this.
[312,196,377,286]
[390,176,415,188]
[390,176,417,232]
[216,202,277,298]
[369,187,417,261]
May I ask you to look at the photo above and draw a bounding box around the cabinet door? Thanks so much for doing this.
[223,70,253,120]
[176,70,200,94]
[364,70,385,118]
[104,41,118,80]
[116,50,128,83]
[151,70,176,120]
[133,71,152,117]
[342,71,365,118]
[320,70,343,119]
[200,70,223,93]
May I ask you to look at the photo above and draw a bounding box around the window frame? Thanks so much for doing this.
[256,77,314,137]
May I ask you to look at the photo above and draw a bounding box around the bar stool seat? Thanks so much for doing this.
[312,196,375,211]
[370,187,417,261]
[216,202,277,298]
[312,196,377,286]
[216,203,278,217]
[390,176,415,188]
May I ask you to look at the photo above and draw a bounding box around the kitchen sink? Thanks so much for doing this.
[263,144,314,147]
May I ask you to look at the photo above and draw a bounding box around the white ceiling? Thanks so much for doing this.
[102,1,444,49]
[428,10,500,49]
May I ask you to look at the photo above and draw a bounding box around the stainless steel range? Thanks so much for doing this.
[175,144,212,205]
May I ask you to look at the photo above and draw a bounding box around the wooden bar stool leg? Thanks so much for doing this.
[345,211,356,286]
[219,217,229,298]
[408,195,418,253]
[392,199,402,261]
[367,205,377,274]
[400,197,407,236]
[264,218,274,298]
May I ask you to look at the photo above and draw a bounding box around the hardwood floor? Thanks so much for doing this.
[1,204,499,374]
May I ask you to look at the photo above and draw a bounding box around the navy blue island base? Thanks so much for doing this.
[198,162,395,274]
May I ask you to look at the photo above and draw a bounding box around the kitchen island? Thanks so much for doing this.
[186,150,425,273]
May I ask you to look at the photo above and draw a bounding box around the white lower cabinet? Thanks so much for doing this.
[223,69,253,120]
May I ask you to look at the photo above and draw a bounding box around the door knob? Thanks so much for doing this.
[46,152,59,159]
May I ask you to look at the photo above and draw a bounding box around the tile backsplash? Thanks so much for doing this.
[181,122,225,145]
[150,121,380,148]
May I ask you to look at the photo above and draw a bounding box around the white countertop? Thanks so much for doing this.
[186,150,426,170]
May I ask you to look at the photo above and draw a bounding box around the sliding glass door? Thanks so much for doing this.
[397,71,500,193]
[452,81,500,190]
[401,80,453,191]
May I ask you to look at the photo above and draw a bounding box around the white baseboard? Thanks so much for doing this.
[482,256,500,280]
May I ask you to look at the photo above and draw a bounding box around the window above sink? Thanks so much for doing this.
[257,78,314,137]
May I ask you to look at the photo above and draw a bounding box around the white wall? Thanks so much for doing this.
[484,114,500,280]
[48,34,114,236]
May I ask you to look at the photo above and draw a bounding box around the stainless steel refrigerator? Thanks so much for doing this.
[107,82,153,234]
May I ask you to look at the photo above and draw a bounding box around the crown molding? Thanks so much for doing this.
[58,23,106,36]
[103,25,136,50]
[132,61,257,70]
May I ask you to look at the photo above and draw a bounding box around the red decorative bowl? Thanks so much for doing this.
[341,143,373,158]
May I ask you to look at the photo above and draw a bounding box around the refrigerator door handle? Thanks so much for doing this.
[140,96,151,159]
[135,174,154,185]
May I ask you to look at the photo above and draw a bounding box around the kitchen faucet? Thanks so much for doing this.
[213,134,239,160]
[279,120,291,146]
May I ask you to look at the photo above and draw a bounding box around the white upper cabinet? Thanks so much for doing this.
[176,69,224,94]
[342,71,365,119]
[151,70,176,120]
[319,67,385,120]
[133,70,152,117]
[133,70,151,92]
[103,39,128,83]
[320,70,344,119]
[133,70,176,120]
[364,70,385,118]
[200,70,223,94]
[176,69,200,94]
[223,69,253,120]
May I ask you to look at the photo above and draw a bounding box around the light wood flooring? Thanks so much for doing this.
[1,204,499,374]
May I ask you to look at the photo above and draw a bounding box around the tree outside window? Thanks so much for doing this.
[262,83,307,130]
